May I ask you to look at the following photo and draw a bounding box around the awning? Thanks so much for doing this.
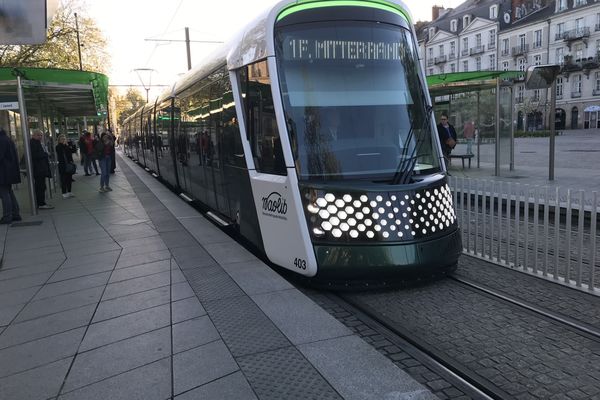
[426,71,523,97]
[0,67,108,117]
[584,105,600,112]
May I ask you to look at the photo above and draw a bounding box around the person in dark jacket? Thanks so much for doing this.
[30,129,54,209]
[96,132,114,192]
[436,113,457,168]
[0,128,22,224]
[56,134,75,199]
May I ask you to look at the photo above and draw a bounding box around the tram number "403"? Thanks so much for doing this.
[293,258,307,270]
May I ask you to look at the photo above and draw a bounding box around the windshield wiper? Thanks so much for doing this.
[391,117,431,185]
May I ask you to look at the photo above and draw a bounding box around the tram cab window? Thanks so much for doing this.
[240,61,286,176]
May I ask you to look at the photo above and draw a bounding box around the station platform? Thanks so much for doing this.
[0,152,436,400]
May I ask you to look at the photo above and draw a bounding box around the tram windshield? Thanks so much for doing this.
[275,21,441,181]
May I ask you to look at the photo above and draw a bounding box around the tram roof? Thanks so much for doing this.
[426,71,523,96]
[157,0,414,102]
[0,67,108,117]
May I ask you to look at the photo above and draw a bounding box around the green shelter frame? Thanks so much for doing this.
[0,67,109,215]
[426,70,522,175]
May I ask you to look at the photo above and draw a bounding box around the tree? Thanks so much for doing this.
[115,88,145,127]
[0,0,109,73]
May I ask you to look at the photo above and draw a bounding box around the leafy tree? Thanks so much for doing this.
[115,88,145,127]
[0,0,109,73]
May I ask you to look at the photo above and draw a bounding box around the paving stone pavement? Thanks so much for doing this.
[0,153,436,400]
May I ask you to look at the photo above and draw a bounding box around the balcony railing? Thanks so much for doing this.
[596,23,600,32]
[487,43,496,50]
[555,94,563,100]
[470,45,485,56]
[561,27,591,41]
[593,89,600,96]
[448,53,456,61]
[512,44,529,57]
[434,55,447,64]
[501,48,510,57]
[571,91,582,98]
[461,49,469,56]
[427,58,434,66]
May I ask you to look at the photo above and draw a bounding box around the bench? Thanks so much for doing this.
[449,154,474,169]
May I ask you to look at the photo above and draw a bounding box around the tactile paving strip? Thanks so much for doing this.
[238,346,342,400]
[203,295,291,357]
[183,266,246,302]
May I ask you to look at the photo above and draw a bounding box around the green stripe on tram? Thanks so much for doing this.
[277,0,411,23]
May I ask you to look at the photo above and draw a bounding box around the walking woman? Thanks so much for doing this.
[96,132,114,192]
[56,134,75,199]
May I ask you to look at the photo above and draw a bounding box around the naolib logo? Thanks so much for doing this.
[261,192,288,220]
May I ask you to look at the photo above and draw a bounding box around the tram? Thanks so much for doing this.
[123,0,462,281]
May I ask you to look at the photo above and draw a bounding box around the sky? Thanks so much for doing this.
[85,0,461,100]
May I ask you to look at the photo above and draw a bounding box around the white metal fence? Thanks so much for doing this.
[448,177,599,295]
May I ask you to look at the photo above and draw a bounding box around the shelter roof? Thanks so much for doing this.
[426,70,522,96]
[0,67,108,117]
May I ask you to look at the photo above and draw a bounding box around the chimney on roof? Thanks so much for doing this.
[432,5,444,21]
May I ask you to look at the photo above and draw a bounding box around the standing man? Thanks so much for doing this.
[463,118,475,156]
[437,113,457,169]
[30,129,54,209]
[0,128,22,224]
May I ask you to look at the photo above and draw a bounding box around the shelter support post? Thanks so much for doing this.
[549,80,556,181]
[476,92,480,169]
[510,86,514,171]
[17,76,38,216]
[495,78,500,176]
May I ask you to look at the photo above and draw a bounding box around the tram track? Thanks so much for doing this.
[302,273,600,400]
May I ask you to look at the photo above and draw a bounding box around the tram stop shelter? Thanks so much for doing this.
[426,70,522,176]
[0,67,109,215]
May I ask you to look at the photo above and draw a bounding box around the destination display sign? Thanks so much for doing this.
[283,38,405,61]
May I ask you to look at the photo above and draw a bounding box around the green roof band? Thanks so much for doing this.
[277,0,411,24]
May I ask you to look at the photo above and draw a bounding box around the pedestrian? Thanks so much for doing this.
[108,129,116,174]
[463,118,475,155]
[30,129,54,209]
[96,132,114,192]
[436,113,457,169]
[56,134,75,199]
[0,128,22,224]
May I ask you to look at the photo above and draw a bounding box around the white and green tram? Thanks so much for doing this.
[123,0,462,282]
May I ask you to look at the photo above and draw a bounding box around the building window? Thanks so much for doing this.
[502,61,509,71]
[429,27,435,38]
[450,63,456,73]
[573,75,582,94]
[595,72,600,91]
[534,30,542,48]
[463,60,469,72]
[463,37,468,51]
[557,0,567,11]
[557,23,565,39]
[439,44,444,56]
[490,5,498,19]
[574,43,583,61]
[428,47,433,59]
[476,57,481,71]
[518,57,526,72]
[489,29,496,48]
[533,89,540,101]
[450,41,455,57]
[556,47,564,64]
[429,68,434,75]
[517,85,524,103]
[576,18,584,35]
[451,19,457,32]
[489,54,496,70]
[534,54,542,65]
[502,38,509,55]
[574,0,587,7]
[439,65,445,74]
[556,77,563,97]
[476,33,482,48]
[463,15,470,27]
[519,34,526,49]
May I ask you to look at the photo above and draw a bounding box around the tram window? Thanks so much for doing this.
[240,61,286,175]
